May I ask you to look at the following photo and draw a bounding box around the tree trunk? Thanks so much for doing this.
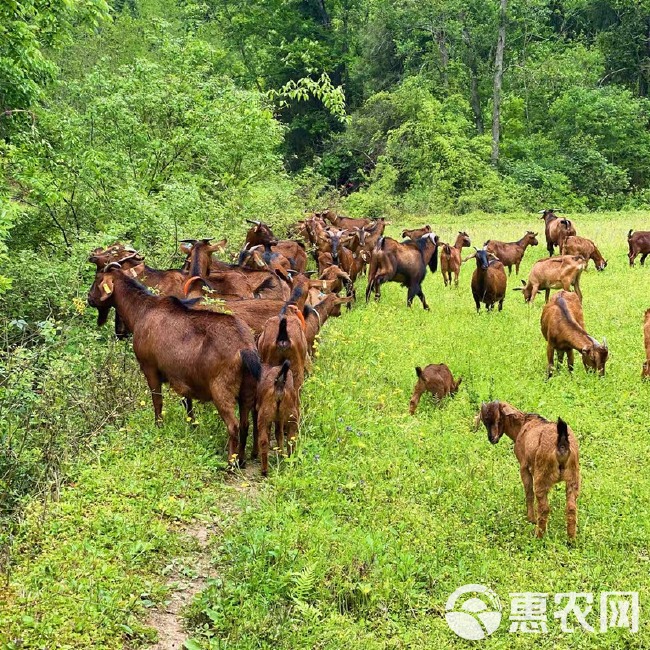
[470,70,483,134]
[434,28,449,89]
[491,0,507,165]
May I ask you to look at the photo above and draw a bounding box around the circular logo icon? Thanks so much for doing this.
[445,584,502,640]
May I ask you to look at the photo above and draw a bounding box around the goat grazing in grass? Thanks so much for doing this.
[409,364,461,414]
[477,401,581,539]
[541,290,608,377]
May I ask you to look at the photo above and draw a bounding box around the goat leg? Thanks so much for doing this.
[520,466,536,524]
[546,342,555,378]
[142,365,164,426]
[566,481,579,539]
[534,485,550,538]
[182,397,194,421]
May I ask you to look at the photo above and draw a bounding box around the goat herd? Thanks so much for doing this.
[86,208,650,540]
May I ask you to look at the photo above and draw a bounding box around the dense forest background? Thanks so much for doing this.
[3,0,650,556]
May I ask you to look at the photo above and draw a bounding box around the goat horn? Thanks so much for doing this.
[103,261,122,272]
[115,252,140,264]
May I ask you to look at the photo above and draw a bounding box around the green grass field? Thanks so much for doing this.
[3,212,650,649]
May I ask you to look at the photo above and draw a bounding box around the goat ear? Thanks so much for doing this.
[209,239,227,253]
[500,402,519,417]
[180,242,193,255]
[100,276,114,300]
[415,366,423,378]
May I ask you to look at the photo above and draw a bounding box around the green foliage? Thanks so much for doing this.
[0,0,109,125]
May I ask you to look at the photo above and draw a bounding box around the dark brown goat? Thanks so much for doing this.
[627,229,650,266]
[477,401,580,539]
[561,236,607,271]
[365,234,439,309]
[256,361,300,476]
[465,249,507,312]
[541,290,608,377]
[540,209,576,256]
[87,265,261,468]
[485,231,538,275]
[440,231,471,286]
[409,364,461,414]
[402,225,432,240]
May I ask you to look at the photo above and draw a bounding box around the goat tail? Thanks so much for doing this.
[240,348,262,382]
[275,360,291,391]
[556,417,570,459]
[628,229,634,240]
[443,243,452,256]
[379,236,386,250]
[276,317,291,349]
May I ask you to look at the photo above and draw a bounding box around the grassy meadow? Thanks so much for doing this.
[3,212,650,649]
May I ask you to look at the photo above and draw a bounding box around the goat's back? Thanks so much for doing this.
[515,417,580,482]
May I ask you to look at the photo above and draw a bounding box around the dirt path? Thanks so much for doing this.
[146,522,214,650]
[144,467,260,649]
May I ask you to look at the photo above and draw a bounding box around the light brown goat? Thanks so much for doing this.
[561,236,607,271]
[514,255,586,303]
[642,309,650,378]
[541,290,608,376]
[402,225,432,240]
[409,364,461,414]
[257,306,309,390]
[256,361,300,476]
[440,231,471,286]
[484,231,538,275]
[477,401,580,539]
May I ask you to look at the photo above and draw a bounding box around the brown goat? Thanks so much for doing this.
[360,218,388,253]
[541,290,608,376]
[402,225,432,240]
[484,231,538,275]
[440,231,471,286]
[245,220,308,272]
[477,401,580,539]
[409,364,461,414]
[87,265,261,468]
[561,236,607,271]
[365,234,439,309]
[256,361,300,476]
[540,209,576,256]
[257,306,309,391]
[627,229,650,266]
[317,210,373,230]
[182,239,289,301]
[643,309,650,378]
[303,294,352,353]
[465,249,507,312]
[514,255,586,303]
